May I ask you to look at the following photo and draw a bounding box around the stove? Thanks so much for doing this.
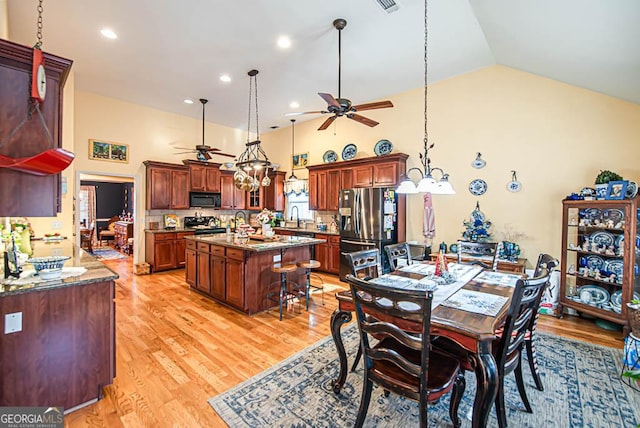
[184,216,226,235]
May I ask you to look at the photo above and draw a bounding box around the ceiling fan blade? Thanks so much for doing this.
[174,150,196,154]
[352,100,394,111]
[349,113,379,127]
[318,93,340,108]
[318,115,337,131]
[285,110,326,117]
[174,146,196,151]
[211,152,236,158]
[202,151,212,160]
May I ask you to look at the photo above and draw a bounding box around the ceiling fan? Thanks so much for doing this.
[288,18,394,131]
[174,98,236,161]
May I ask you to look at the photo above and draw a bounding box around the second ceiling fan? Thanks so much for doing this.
[289,18,394,131]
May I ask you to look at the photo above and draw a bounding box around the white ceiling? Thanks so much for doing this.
[6,0,640,134]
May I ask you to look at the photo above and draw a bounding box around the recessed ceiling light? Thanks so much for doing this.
[277,36,292,49]
[184,99,194,104]
[289,101,300,109]
[100,28,118,40]
[220,74,231,83]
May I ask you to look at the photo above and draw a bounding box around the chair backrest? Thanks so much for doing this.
[408,243,430,262]
[345,273,433,398]
[495,268,550,375]
[529,253,559,330]
[457,240,499,270]
[385,242,412,271]
[345,249,382,280]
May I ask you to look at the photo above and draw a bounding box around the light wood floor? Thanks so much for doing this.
[65,258,624,427]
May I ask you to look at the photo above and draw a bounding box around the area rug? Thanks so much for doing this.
[209,325,640,427]
[90,247,128,261]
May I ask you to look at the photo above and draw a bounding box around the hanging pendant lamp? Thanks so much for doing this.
[287,119,298,183]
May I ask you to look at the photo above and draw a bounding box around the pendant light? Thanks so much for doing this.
[287,119,298,183]
[396,0,454,195]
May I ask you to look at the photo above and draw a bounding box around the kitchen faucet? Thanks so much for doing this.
[234,211,247,230]
[291,206,300,229]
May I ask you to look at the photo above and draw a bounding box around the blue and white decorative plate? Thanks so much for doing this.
[341,144,357,161]
[469,179,487,196]
[373,139,393,156]
[604,259,624,279]
[590,231,615,247]
[583,255,605,270]
[323,150,338,163]
[582,208,602,220]
[626,181,638,199]
[577,285,610,305]
[603,209,624,225]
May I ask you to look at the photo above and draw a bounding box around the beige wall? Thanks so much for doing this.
[261,66,640,266]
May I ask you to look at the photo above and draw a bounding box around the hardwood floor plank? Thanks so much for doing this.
[63,258,621,426]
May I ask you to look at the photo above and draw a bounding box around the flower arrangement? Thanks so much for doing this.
[256,209,276,227]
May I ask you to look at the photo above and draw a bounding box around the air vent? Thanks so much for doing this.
[375,0,399,13]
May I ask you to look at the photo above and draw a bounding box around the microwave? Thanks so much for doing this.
[189,192,221,208]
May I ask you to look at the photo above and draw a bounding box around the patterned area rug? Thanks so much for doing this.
[209,326,640,427]
[90,246,128,261]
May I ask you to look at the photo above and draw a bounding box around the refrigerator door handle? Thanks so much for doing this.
[341,240,377,246]
[355,189,361,236]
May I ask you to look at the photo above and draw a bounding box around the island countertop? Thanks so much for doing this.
[1,240,119,296]
[185,234,326,252]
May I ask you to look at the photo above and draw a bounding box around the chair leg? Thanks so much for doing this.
[449,371,466,428]
[351,343,362,372]
[355,377,373,428]
[495,380,507,428]
[305,269,310,310]
[515,354,533,413]
[279,272,286,321]
[525,336,544,391]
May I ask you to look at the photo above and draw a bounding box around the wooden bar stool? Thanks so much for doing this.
[266,263,299,321]
[297,260,324,310]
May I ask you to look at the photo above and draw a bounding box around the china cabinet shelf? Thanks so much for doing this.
[558,198,640,336]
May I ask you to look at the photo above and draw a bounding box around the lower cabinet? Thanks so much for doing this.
[225,248,245,308]
[210,246,226,300]
[145,230,195,272]
[316,234,341,274]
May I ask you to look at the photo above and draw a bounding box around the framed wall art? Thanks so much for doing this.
[605,180,628,200]
[292,152,308,170]
[89,139,129,163]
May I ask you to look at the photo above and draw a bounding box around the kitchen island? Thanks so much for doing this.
[0,241,118,411]
[185,235,325,314]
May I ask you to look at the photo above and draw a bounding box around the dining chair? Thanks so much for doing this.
[345,273,466,428]
[80,222,95,253]
[525,253,559,391]
[99,215,119,246]
[345,249,382,280]
[408,243,430,262]
[433,268,551,428]
[384,242,412,271]
[456,240,500,270]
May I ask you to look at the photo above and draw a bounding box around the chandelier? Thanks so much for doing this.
[396,0,454,195]
[235,69,274,186]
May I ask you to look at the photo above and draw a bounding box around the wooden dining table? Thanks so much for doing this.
[330,263,522,428]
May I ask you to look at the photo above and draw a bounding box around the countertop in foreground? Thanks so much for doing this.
[186,234,326,252]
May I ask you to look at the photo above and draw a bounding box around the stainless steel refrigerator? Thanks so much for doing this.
[339,188,398,280]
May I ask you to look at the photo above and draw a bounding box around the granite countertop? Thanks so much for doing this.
[186,234,326,252]
[1,241,119,296]
[144,227,197,233]
[274,226,340,236]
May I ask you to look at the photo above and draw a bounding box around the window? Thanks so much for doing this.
[286,192,312,221]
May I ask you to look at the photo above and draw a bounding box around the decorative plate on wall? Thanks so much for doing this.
[373,139,393,156]
[341,144,357,160]
[469,179,487,196]
[471,152,486,169]
[506,171,522,192]
[323,150,338,163]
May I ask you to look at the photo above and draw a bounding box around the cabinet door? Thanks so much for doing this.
[171,169,190,209]
[247,185,264,211]
[353,166,373,188]
[308,170,319,210]
[190,165,206,191]
[341,169,353,190]
[220,173,235,209]
[327,170,341,211]
[186,249,197,287]
[205,168,221,192]
[234,186,246,209]
[265,171,285,211]
[329,236,342,274]
[196,251,211,294]
[314,234,329,272]
[175,238,188,268]
[373,162,398,187]
[148,168,171,209]
[154,240,176,271]
[226,258,245,308]
[317,171,327,211]
[210,255,226,300]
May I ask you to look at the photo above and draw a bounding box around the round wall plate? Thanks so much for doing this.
[507,180,522,192]
[469,179,487,196]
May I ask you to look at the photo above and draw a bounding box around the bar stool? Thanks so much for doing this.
[266,263,299,321]
[297,260,324,310]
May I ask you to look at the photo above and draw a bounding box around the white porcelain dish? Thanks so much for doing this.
[576,285,609,305]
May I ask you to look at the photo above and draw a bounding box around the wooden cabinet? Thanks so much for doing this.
[196,242,211,294]
[246,186,264,211]
[264,171,286,211]
[327,170,341,211]
[185,240,197,287]
[114,221,133,250]
[308,170,320,210]
[353,165,373,187]
[0,39,72,217]
[210,246,226,300]
[225,248,245,308]
[145,230,195,272]
[184,160,221,192]
[220,171,246,209]
[315,234,341,274]
[558,198,639,334]
[144,161,190,210]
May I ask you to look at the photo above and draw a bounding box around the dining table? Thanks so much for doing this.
[330,262,524,428]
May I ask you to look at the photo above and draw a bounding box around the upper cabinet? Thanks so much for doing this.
[0,39,72,216]
[144,161,190,210]
[264,171,286,212]
[184,160,221,193]
[220,171,246,210]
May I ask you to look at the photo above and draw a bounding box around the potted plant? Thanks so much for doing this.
[594,170,623,199]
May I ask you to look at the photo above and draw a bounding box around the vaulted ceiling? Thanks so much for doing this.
[6,0,640,132]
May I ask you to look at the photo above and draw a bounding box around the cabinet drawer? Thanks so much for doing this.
[186,240,196,250]
[329,235,341,245]
[226,248,244,261]
[177,231,195,239]
[211,245,225,256]
[197,242,211,252]
[155,232,176,241]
